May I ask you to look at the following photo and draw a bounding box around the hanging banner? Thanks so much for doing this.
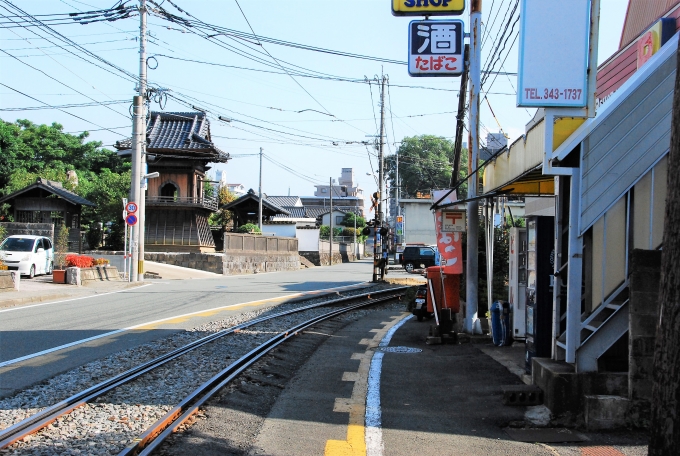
[517,0,591,107]
[392,0,466,17]
[432,189,463,274]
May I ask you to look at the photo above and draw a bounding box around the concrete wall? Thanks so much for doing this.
[0,222,53,239]
[223,232,299,275]
[297,228,320,252]
[627,249,662,427]
[224,233,298,253]
[145,252,224,274]
[400,199,437,245]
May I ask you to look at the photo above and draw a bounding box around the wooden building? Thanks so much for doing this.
[0,177,95,250]
[115,111,229,252]
[222,189,290,229]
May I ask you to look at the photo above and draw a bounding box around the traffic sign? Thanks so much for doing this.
[126,202,138,213]
[392,0,465,17]
[126,214,138,226]
[408,20,464,77]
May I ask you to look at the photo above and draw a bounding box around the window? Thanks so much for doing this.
[336,215,344,225]
[321,188,327,193]
[43,238,52,249]
[34,238,43,252]
[420,248,435,257]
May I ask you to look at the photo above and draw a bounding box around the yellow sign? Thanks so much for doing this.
[392,0,465,16]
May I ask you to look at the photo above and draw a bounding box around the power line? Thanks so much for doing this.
[0,82,127,136]
[0,99,128,111]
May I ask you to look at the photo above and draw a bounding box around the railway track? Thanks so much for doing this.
[0,286,408,454]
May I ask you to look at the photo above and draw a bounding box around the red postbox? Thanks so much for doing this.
[426,266,460,313]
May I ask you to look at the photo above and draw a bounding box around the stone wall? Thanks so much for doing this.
[0,222,53,239]
[300,251,321,266]
[627,249,662,427]
[0,271,17,292]
[223,251,300,275]
[145,252,224,274]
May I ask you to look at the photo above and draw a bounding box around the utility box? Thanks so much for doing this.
[508,227,527,340]
[425,266,460,313]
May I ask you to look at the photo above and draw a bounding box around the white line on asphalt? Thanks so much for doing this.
[0,282,368,369]
[365,314,414,456]
[0,284,155,314]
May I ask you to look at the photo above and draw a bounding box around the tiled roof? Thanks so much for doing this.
[266,196,303,208]
[115,111,229,162]
[0,178,95,207]
[303,206,360,219]
[221,189,290,215]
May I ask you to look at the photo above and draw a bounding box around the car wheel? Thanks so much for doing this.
[405,262,415,273]
[28,265,35,279]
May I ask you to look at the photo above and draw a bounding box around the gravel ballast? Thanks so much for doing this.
[0,284,409,455]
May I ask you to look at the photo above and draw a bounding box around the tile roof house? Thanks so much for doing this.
[115,111,229,252]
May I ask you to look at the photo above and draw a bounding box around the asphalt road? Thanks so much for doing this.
[0,260,374,397]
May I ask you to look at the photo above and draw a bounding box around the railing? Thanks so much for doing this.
[145,196,218,211]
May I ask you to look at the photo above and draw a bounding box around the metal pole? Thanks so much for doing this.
[378,75,386,280]
[329,177,333,266]
[466,0,482,334]
[258,147,263,231]
[130,95,143,282]
[354,212,357,259]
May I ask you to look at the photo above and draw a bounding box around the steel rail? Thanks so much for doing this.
[0,286,407,449]
[122,290,407,455]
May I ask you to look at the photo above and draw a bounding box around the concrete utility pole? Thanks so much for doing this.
[329,177,333,266]
[466,0,482,334]
[258,147,263,231]
[130,0,148,282]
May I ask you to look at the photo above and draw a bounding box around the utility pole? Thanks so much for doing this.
[258,147,263,231]
[130,0,147,282]
[329,177,333,266]
[466,0,482,334]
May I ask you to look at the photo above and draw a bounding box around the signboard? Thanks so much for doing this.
[396,215,404,237]
[126,202,138,213]
[517,0,590,107]
[126,214,138,226]
[433,189,463,274]
[392,0,465,17]
[408,20,464,77]
[441,210,466,232]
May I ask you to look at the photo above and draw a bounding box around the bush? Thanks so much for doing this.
[65,254,94,268]
[93,258,110,266]
[54,226,70,268]
[236,223,261,234]
[341,227,360,237]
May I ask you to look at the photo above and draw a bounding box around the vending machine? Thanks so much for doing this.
[525,216,554,373]
[508,227,527,340]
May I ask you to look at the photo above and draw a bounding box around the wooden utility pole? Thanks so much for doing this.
[649,36,680,455]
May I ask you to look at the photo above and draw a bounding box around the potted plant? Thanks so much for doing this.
[52,226,70,283]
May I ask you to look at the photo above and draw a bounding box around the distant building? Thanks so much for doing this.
[226,183,246,197]
[215,170,227,188]
[480,132,508,160]
[313,168,365,212]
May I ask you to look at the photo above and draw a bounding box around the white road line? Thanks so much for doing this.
[0,282,368,369]
[0,284,155,314]
[365,314,414,456]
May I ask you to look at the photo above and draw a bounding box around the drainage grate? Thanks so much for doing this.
[374,346,422,353]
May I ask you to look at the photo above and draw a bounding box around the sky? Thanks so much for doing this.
[0,0,629,209]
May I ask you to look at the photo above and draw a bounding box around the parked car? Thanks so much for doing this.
[400,245,439,273]
[0,235,54,278]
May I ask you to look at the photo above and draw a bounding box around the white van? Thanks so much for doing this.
[0,235,54,278]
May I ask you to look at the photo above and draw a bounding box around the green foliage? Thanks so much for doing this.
[209,186,237,227]
[341,227,360,237]
[386,135,469,199]
[236,223,261,234]
[319,225,330,237]
[0,119,132,230]
[86,225,102,250]
[340,212,366,228]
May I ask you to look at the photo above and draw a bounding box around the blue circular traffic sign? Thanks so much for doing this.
[126,202,138,213]
[126,214,138,226]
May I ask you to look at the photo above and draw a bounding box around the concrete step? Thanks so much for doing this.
[584,395,630,430]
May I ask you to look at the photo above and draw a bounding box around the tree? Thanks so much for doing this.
[386,135,469,199]
[649,39,680,456]
[340,212,365,228]
[209,186,237,227]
